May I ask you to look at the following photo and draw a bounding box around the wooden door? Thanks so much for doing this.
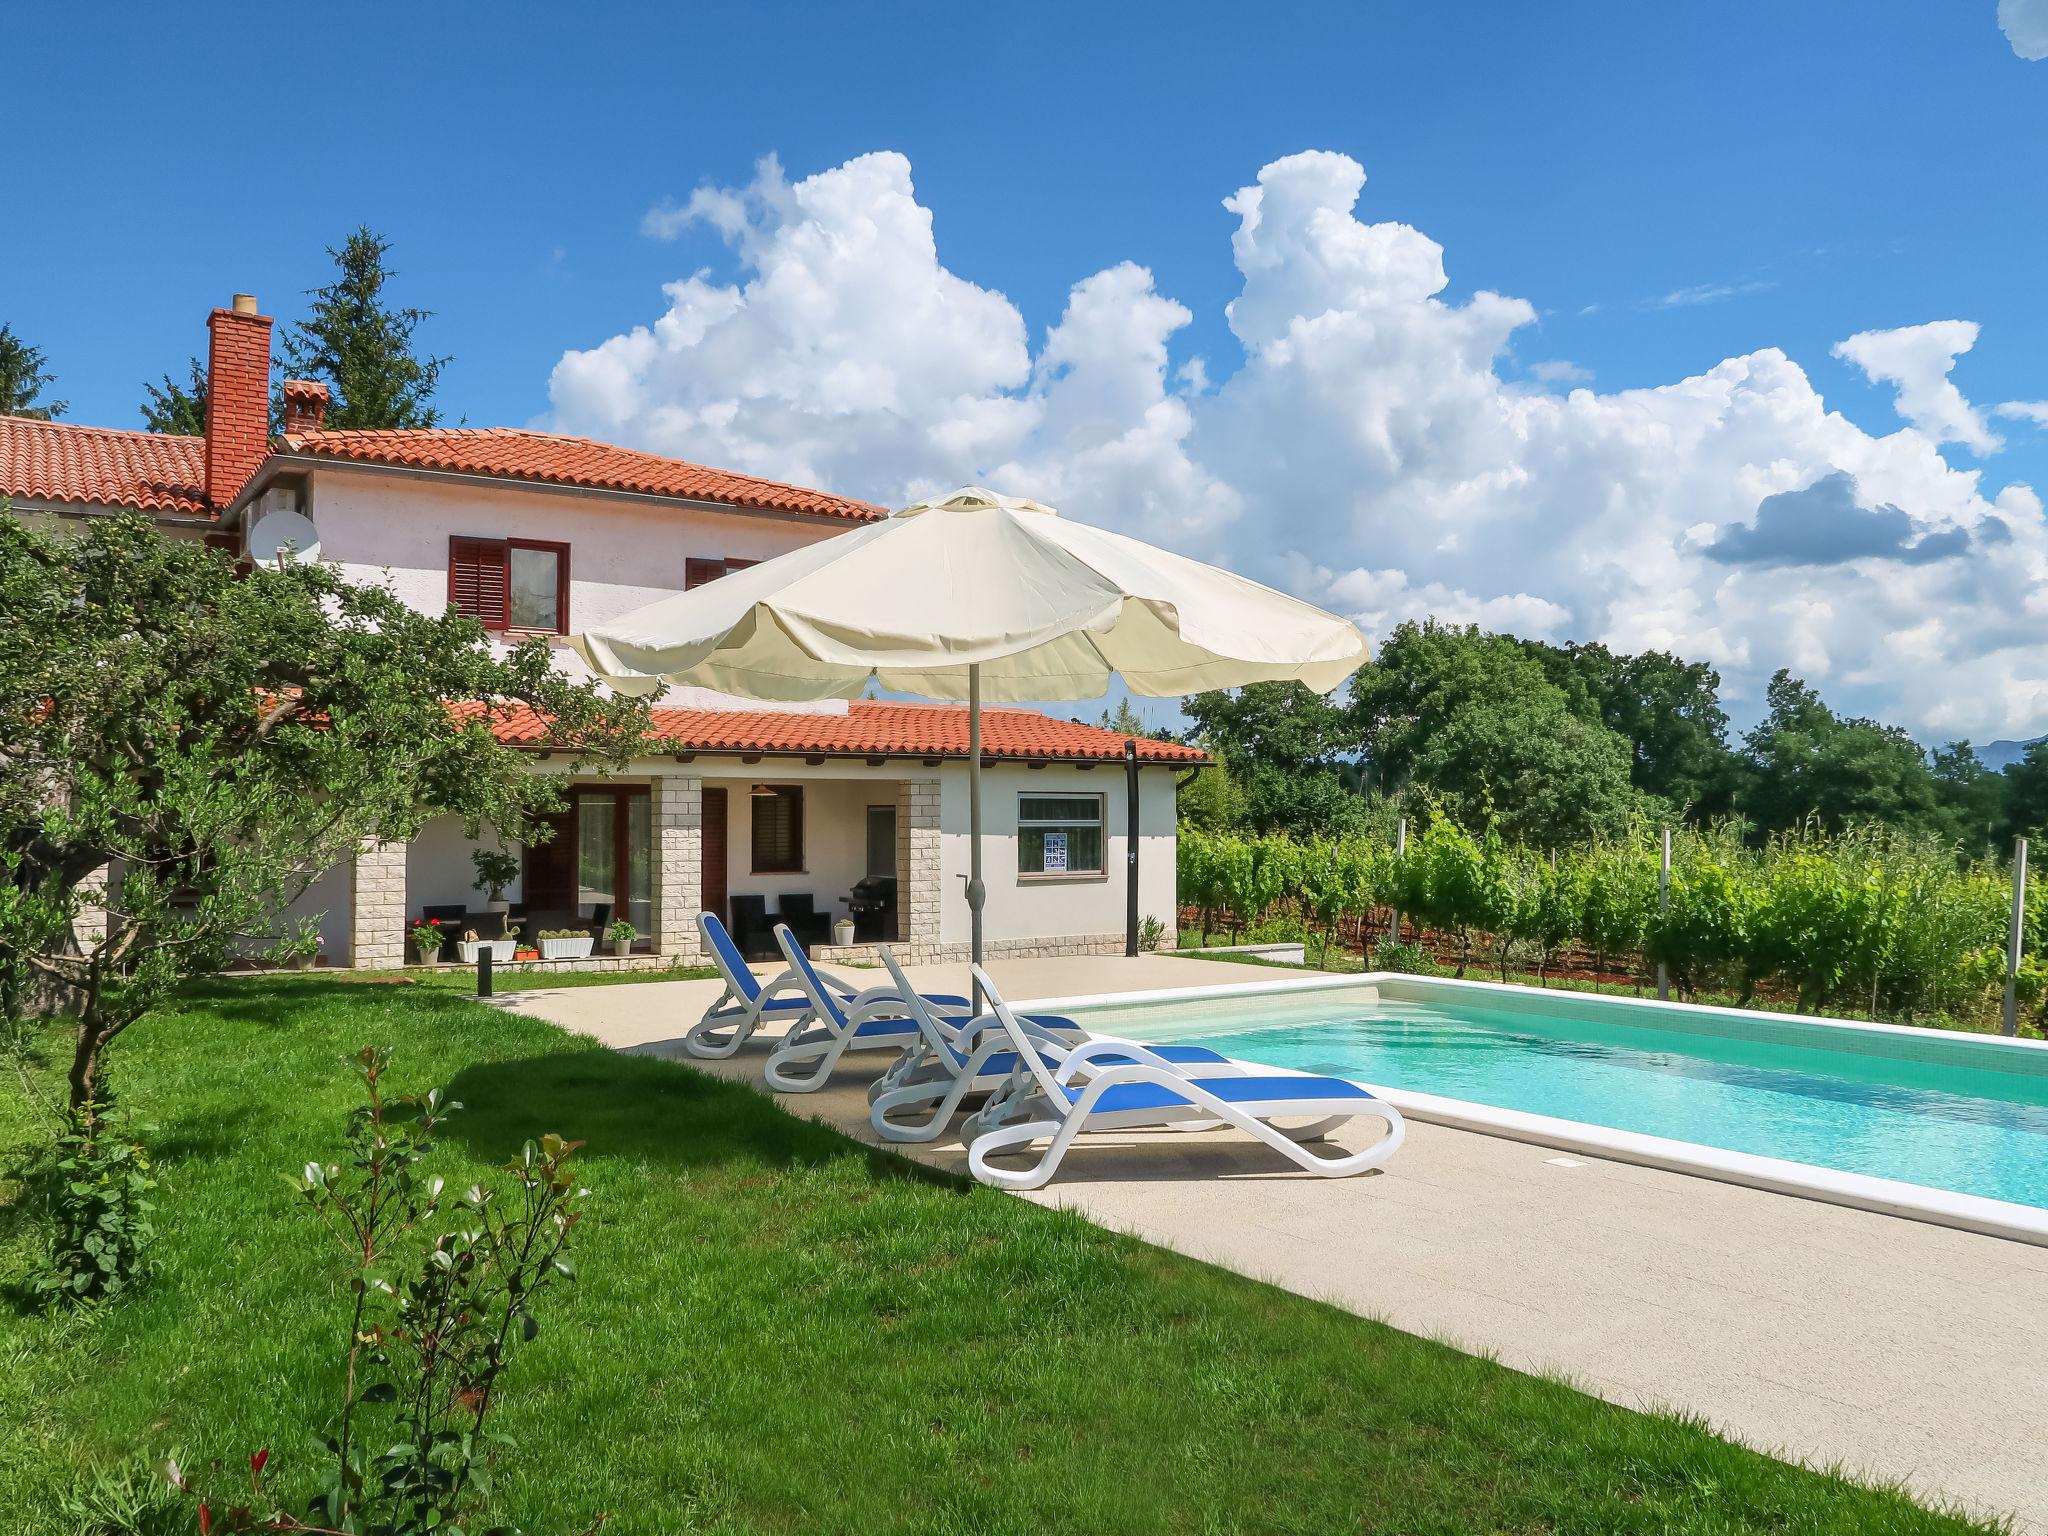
[701,788,729,931]
[523,808,576,926]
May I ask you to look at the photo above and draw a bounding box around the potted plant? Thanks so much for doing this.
[513,945,540,962]
[833,916,856,947]
[458,922,519,965]
[471,846,521,914]
[606,919,637,958]
[410,918,446,965]
[537,927,594,961]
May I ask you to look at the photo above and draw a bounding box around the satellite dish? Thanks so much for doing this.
[247,508,321,566]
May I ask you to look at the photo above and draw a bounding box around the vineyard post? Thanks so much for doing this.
[1655,827,1672,1002]
[1388,817,1406,943]
[2004,836,2028,1038]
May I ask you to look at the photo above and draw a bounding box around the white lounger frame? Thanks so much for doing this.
[867,947,1235,1144]
[961,965,1406,1191]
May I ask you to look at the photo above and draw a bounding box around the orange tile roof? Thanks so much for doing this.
[481,700,1207,764]
[276,426,886,522]
[0,416,210,517]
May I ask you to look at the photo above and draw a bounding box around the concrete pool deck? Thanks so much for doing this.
[495,955,2048,1531]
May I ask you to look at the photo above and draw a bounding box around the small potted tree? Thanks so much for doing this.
[471,846,520,914]
[410,917,446,965]
[606,919,637,958]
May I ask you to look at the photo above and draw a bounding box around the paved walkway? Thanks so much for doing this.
[496,956,2048,1531]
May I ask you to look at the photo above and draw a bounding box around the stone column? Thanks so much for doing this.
[651,772,704,960]
[898,775,943,959]
[350,839,408,970]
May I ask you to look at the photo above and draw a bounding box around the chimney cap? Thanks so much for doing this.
[231,293,259,314]
[281,378,331,402]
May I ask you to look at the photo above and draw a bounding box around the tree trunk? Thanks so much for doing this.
[68,1016,109,1124]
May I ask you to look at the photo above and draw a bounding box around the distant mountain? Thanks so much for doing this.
[1980,737,2046,772]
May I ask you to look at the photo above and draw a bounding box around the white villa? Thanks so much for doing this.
[0,294,1200,969]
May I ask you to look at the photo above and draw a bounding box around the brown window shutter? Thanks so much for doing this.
[450,538,509,628]
[724,558,758,573]
[684,558,725,590]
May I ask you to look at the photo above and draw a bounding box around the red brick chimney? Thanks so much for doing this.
[280,378,330,435]
[204,293,274,508]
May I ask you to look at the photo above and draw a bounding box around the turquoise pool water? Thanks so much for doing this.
[1081,986,2048,1209]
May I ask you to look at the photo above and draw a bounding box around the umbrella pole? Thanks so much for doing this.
[968,663,985,1012]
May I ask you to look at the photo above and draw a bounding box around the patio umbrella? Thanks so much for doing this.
[570,486,1370,975]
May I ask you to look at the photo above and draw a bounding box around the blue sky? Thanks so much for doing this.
[10,1,2048,739]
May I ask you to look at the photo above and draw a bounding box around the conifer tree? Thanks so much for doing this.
[279,227,449,429]
[0,324,66,419]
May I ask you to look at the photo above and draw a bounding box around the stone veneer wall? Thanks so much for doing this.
[651,772,705,961]
[350,839,408,969]
[898,776,941,950]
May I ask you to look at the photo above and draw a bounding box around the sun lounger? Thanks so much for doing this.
[866,946,1240,1143]
[959,964,1406,1190]
[684,910,967,1059]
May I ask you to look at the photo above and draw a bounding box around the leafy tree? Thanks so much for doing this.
[1928,740,2003,856]
[1177,755,1246,833]
[279,227,450,430]
[1238,760,1374,839]
[0,509,646,1120]
[1524,640,1736,815]
[1998,739,2048,848]
[0,323,66,419]
[1094,697,1173,739]
[1183,681,1357,774]
[1738,670,1941,836]
[139,357,208,435]
[1352,622,1639,847]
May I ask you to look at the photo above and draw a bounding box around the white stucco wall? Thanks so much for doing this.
[406,816,524,914]
[297,465,850,700]
[934,763,1178,945]
[278,859,355,966]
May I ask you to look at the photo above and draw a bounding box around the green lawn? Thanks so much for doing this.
[0,979,2000,1535]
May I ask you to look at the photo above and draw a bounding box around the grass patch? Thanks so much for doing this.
[0,977,1999,1534]
[323,960,720,994]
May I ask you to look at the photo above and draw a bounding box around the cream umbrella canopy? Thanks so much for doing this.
[571,487,1370,973]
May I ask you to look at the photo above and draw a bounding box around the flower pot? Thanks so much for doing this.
[611,939,632,958]
[833,919,856,946]
[459,939,517,964]
[289,951,316,971]
[539,935,594,961]
[414,944,442,966]
[486,897,510,914]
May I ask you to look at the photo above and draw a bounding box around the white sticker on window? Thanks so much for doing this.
[1043,831,1068,873]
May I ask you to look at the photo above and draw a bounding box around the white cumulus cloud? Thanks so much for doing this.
[2001,0,2048,58]
[549,149,2048,739]
[1833,320,2002,455]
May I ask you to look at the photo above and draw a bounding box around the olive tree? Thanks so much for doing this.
[0,510,647,1121]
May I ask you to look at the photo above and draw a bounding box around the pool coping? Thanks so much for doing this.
[1021,970,2048,1249]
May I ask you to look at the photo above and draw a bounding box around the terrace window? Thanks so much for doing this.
[1017,794,1104,877]
[751,785,805,873]
[449,537,570,634]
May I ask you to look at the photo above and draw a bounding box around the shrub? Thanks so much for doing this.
[172,1047,593,1536]
[1137,915,1168,952]
[1370,940,1439,975]
[28,1101,156,1309]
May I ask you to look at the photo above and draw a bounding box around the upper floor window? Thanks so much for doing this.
[684,556,760,590]
[449,537,569,633]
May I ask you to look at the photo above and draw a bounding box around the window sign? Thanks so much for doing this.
[1043,831,1069,873]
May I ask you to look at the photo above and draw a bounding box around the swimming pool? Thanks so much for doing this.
[1066,975,2048,1227]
